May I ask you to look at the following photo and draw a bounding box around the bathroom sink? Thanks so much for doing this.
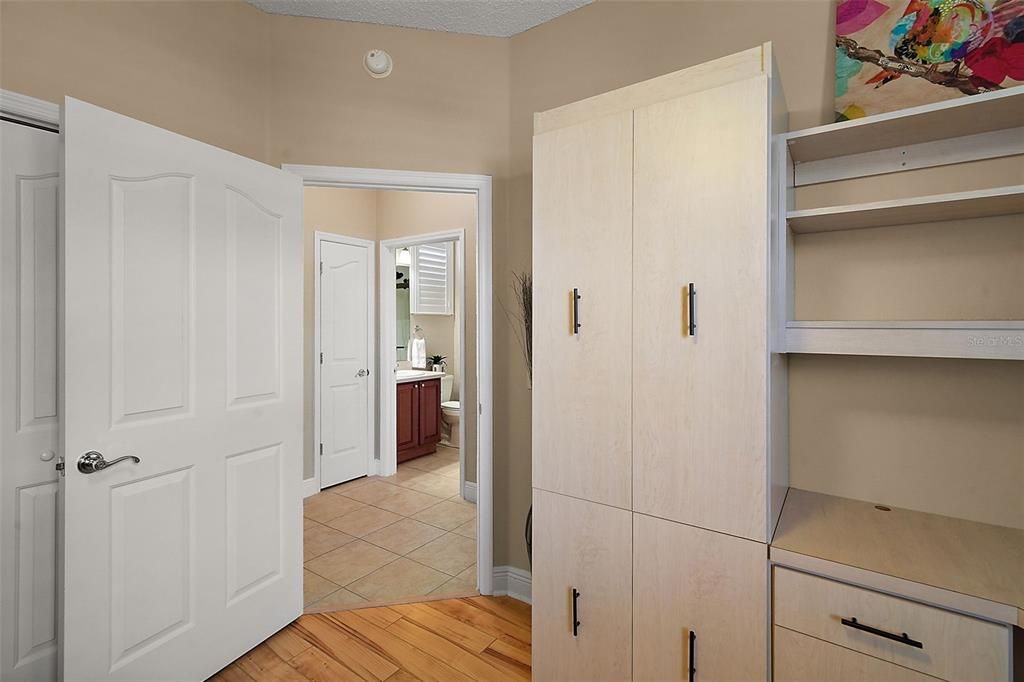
[396,369,438,382]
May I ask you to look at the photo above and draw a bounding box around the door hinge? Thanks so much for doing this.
[320,262,324,275]
[56,457,65,477]
[319,443,323,456]
[320,352,324,364]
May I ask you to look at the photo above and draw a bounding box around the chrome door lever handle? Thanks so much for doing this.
[357,369,369,377]
[77,451,141,474]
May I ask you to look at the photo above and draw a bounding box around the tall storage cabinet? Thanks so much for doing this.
[532,44,785,681]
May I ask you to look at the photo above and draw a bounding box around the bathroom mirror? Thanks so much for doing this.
[396,265,410,362]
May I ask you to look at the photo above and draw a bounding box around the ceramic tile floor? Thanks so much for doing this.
[302,445,477,612]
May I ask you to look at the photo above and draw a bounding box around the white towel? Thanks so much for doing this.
[408,337,427,369]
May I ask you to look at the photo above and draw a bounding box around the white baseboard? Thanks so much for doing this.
[491,565,531,604]
[462,480,477,503]
[303,477,320,498]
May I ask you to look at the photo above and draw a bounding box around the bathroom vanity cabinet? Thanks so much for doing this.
[397,376,441,462]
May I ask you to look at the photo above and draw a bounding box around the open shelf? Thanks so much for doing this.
[771,488,1024,627]
[785,321,1024,360]
[785,88,1024,163]
[787,185,1024,233]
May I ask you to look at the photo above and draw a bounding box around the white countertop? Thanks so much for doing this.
[395,369,444,384]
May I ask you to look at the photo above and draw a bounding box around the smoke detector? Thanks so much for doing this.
[364,49,393,78]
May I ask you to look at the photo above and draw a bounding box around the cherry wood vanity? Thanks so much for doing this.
[396,376,441,463]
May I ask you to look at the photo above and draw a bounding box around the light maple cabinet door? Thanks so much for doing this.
[532,488,632,682]
[632,76,770,541]
[633,513,767,682]
[532,111,633,510]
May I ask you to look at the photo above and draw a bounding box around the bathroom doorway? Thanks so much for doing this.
[381,230,467,494]
[296,165,491,611]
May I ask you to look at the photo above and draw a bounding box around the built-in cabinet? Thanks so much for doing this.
[534,42,1020,682]
[532,43,782,681]
[396,377,441,462]
[769,88,1021,681]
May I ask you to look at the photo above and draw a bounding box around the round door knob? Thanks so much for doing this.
[40,450,55,462]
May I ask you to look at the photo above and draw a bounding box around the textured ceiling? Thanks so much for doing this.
[244,0,593,37]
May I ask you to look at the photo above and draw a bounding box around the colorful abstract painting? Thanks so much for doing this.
[835,0,1024,121]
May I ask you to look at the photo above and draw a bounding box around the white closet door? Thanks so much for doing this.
[61,98,303,681]
[632,76,770,541]
[1,120,60,682]
[320,240,371,487]
[532,111,633,510]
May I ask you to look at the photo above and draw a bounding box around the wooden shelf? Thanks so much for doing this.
[771,488,1024,627]
[785,88,1024,163]
[787,185,1024,233]
[784,321,1024,360]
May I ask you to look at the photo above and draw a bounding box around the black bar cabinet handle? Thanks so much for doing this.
[687,283,696,336]
[688,630,696,681]
[573,288,582,335]
[571,587,581,637]
[841,617,923,649]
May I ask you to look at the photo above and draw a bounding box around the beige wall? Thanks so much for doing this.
[4,0,1019,572]
[0,0,270,161]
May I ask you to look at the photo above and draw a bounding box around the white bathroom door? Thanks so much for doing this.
[319,239,372,488]
[1,120,61,682]
[60,98,303,681]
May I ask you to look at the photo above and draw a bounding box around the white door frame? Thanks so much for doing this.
[313,232,376,493]
[285,164,493,595]
[380,230,466,489]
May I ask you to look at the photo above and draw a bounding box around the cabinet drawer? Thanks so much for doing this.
[773,567,1009,681]
[774,626,937,682]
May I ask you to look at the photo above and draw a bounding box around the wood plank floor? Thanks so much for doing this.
[210,596,531,681]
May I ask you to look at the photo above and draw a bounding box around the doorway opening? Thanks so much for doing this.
[296,166,493,611]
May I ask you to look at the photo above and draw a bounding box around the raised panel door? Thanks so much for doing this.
[0,120,60,682]
[61,98,303,681]
[418,378,441,446]
[632,76,770,541]
[396,381,418,455]
[532,111,633,510]
[320,240,371,486]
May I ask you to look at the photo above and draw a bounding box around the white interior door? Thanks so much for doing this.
[319,239,371,488]
[61,98,303,681]
[1,120,60,682]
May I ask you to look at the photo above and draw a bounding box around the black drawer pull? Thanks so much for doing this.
[685,283,696,337]
[688,630,696,681]
[841,617,923,649]
[571,587,581,637]
[570,288,582,335]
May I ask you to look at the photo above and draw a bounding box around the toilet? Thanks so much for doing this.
[440,374,460,448]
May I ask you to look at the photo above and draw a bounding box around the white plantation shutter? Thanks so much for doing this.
[411,242,454,315]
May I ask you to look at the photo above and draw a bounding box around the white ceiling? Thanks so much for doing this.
[244,0,593,37]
